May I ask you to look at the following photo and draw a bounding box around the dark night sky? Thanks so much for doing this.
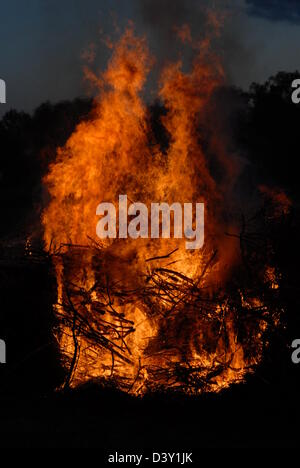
[1,0,300,116]
[246,0,300,22]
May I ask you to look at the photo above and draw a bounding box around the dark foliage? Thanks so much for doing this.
[237,71,300,198]
[0,98,93,237]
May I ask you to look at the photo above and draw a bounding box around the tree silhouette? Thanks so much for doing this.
[237,71,300,199]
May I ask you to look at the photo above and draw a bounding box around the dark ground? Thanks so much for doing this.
[0,250,299,449]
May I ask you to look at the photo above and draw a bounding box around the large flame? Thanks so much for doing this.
[42,26,274,394]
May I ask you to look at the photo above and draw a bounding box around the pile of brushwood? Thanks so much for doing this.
[47,199,290,394]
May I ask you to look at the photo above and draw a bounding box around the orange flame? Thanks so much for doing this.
[42,26,275,394]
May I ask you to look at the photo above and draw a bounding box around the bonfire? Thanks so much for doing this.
[41,26,287,395]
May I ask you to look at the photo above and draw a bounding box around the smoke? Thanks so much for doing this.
[130,0,262,223]
[135,0,208,66]
[2,0,298,118]
[133,0,258,89]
